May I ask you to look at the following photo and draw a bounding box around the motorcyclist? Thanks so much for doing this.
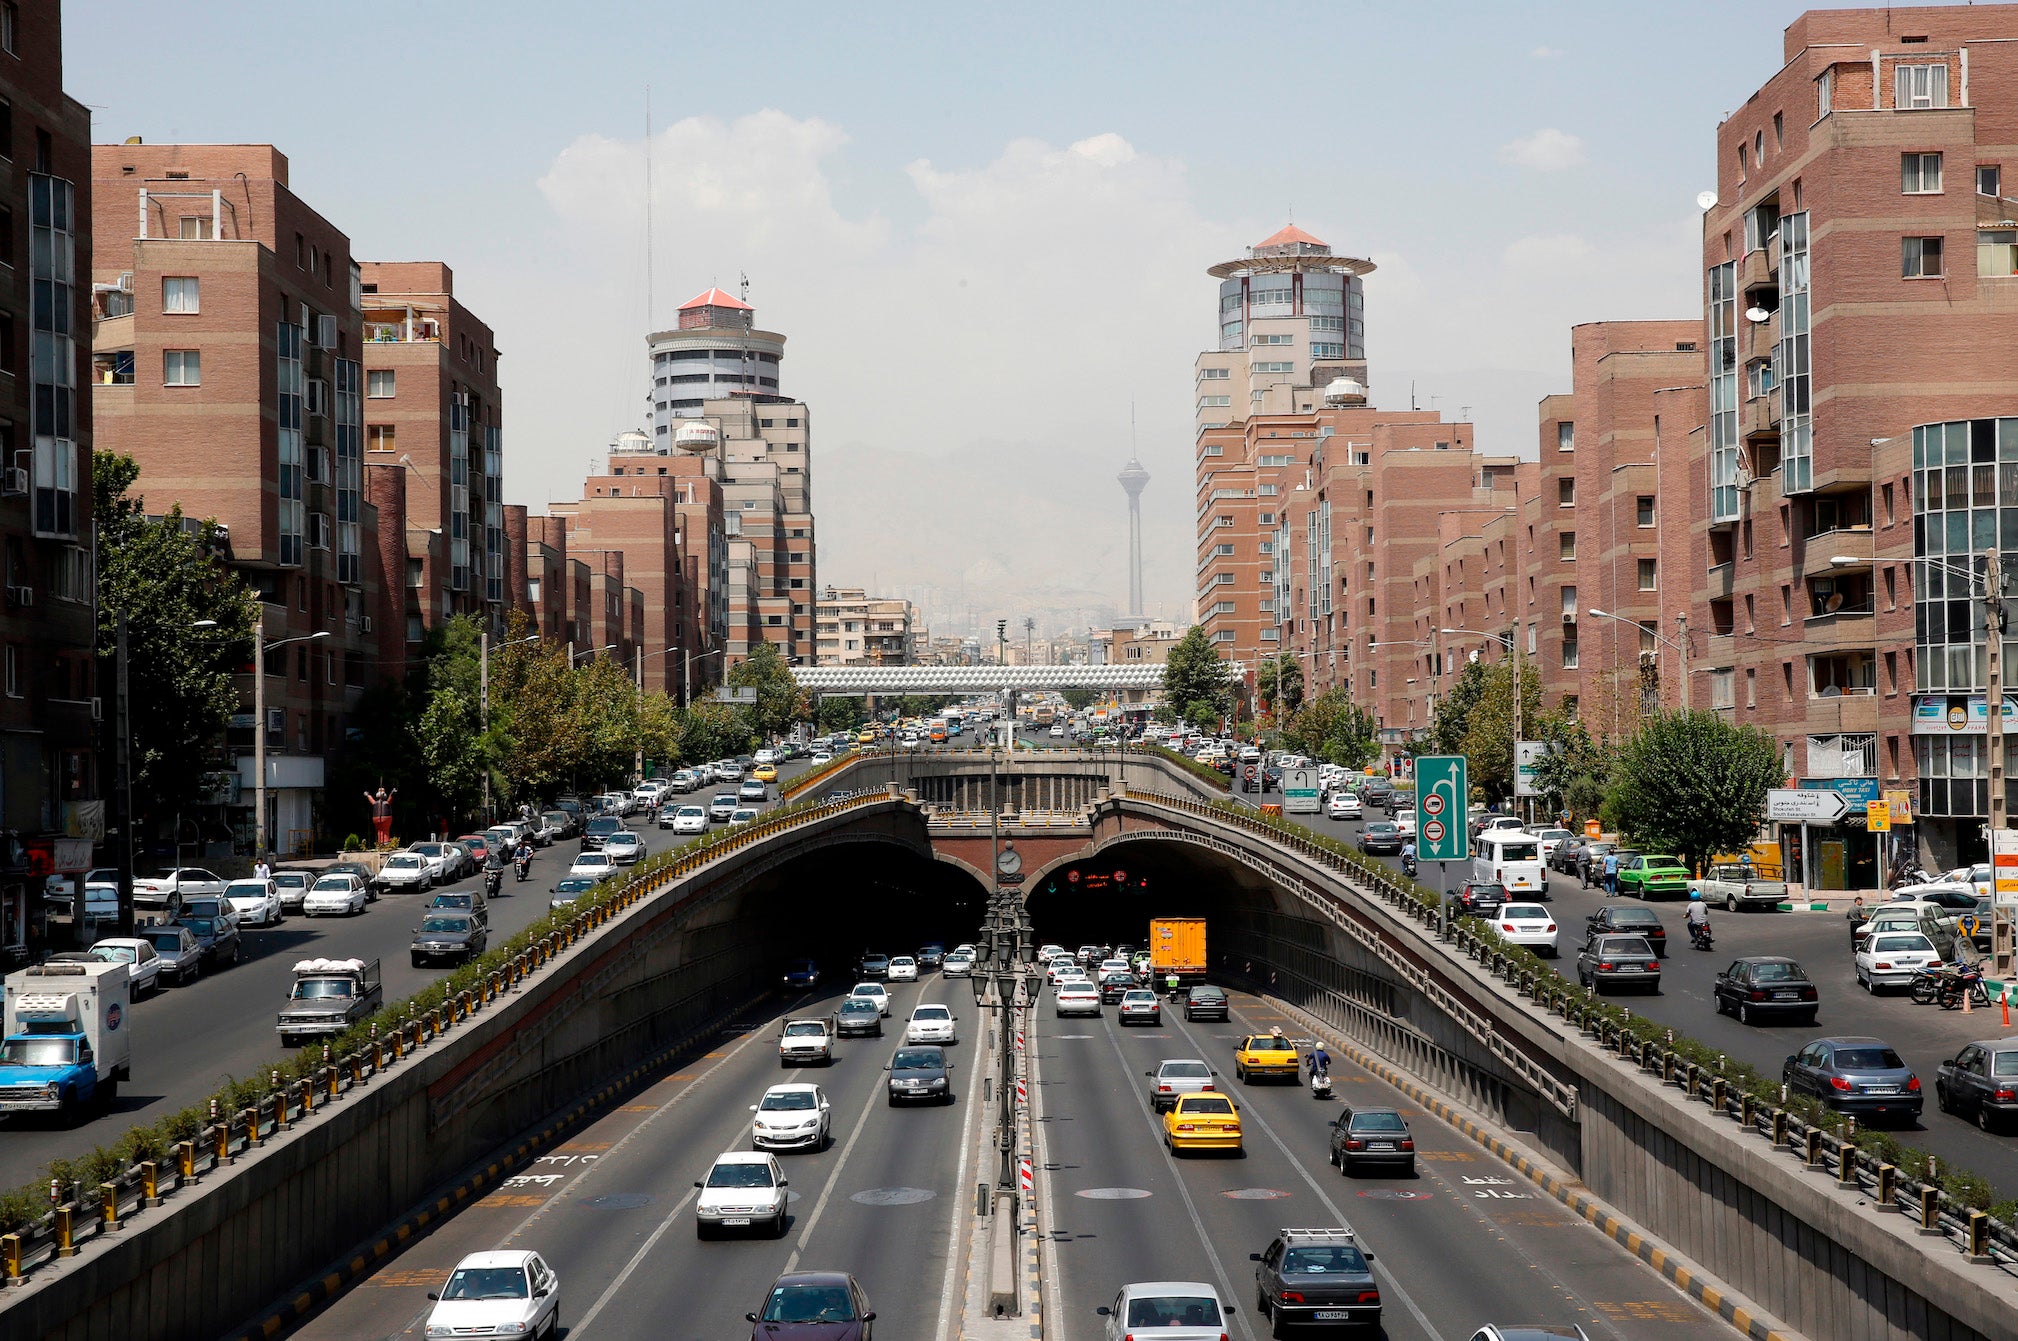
[1685,891,1711,943]
[513,839,534,880]
[1401,838,1418,874]
[1165,970,1181,999]
[1308,1042,1331,1083]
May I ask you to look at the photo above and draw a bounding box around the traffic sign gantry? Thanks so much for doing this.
[1416,756,1469,863]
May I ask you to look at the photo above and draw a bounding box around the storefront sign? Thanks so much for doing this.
[1801,776,1879,807]
[1910,694,2018,735]
[1885,789,1914,825]
[1993,829,2018,908]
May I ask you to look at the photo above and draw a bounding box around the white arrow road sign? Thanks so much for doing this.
[1765,788,1848,823]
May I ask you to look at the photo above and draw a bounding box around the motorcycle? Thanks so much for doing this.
[1401,853,1418,880]
[484,867,504,898]
[514,854,531,882]
[1912,962,1989,1009]
[1300,1046,1333,1099]
[1687,915,1714,951]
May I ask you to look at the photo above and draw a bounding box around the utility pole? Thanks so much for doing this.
[1986,549,2011,977]
[480,629,490,822]
[1675,612,1690,712]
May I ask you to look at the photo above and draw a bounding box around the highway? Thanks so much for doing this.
[0,761,811,1191]
[279,970,1727,1340]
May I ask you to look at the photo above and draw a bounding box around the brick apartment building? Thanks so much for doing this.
[0,0,97,946]
[816,587,917,665]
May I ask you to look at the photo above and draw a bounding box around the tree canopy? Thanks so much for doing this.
[1256,652,1305,716]
[1282,687,1379,769]
[1162,625,1233,729]
[1606,710,1782,873]
[727,643,807,741]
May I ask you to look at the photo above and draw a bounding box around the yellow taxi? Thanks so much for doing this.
[752,763,779,782]
[857,729,876,745]
[1163,1092,1243,1155]
[1233,1032,1302,1084]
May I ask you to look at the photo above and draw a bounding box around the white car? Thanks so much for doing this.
[1104,1282,1229,1341]
[694,1151,789,1238]
[303,874,368,917]
[1531,828,1577,866]
[1393,812,1418,840]
[754,748,777,766]
[729,807,761,826]
[270,870,314,912]
[751,1083,832,1152]
[849,982,892,1016]
[1055,982,1101,1017]
[906,1003,957,1044]
[942,951,975,979]
[809,751,832,766]
[131,867,226,917]
[376,853,434,893]
[1098,958,1130,978]
[424,1250,560,1341]
[1856,931,1943,992]
[224,878,284,927]
[569,851,617,881]
[887,955,919,982]
[603,832,645,865]
[89,938,163,996]
[1327,791,1362,820]
[1494,902,1559,957]
[667,805,708,835]
[1046,956,1078,984]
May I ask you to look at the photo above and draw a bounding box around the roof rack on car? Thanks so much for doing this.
[1278,1227,1358,1241]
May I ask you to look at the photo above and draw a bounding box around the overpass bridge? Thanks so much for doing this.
[790,661,1243,694]
[6,747,2014,1341]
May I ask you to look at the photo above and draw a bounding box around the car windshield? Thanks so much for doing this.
[840,1002,875,1016]
[914,1006,950,1021]
[1872,935,1932,952]
[1352,1111,1408,1132]
[587,818,620,834]
[1189,989,1224,1001]
[1282,1244,1369,1274]
[1494,843,1541,861]
[292,978,355,999]
[92,945,137,964]
[227,882,268,897]
[273,873,309,887]
[762,1284,856,1324]
[1181,1096,1234,1114]
[1610,908,1658,924]
[706,1162,776,1188]
[312,879,350,892]
[142,931,186,951]
[1467,884,1506,899]
[1833,1047,1907,1071]
[0,1038,77,1066]
[185,918,221,937]
[1367,824,1397,835]
[892,1049,942,1070]
[421,917,470,934]
[1127,1295,1223,1328]
[1750,961,1805,982]
[852,984,883,996]
[576,856,609,867]
[434,894,474,908]
[784,1022,826,1037]
[762,1091,818,1111]
[1124,991,1157,1003]
[679,808,705,818]
[1162,1062,1210,1078]
[442,1266,528,1301]
[557,880,595,893]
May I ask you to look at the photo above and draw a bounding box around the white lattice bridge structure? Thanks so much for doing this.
[791,664,1174,694]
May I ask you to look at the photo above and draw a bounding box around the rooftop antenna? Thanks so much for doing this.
[740,271,750,305]
[643,86,653,333]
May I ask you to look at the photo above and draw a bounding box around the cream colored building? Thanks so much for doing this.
[816,586,916,665]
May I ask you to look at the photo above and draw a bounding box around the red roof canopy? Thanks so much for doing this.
[1256,223,1326,249]
[678,286,753,311]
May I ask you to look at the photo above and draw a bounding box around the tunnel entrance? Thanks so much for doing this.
[730,840,991,974]
[1020,839,1286,952]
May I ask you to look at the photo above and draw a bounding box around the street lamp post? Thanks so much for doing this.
[1585,608,1691,711]
[193,616,329,863]
[569,642,618,668]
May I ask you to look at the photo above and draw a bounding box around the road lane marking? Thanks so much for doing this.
[931,996,986,1341]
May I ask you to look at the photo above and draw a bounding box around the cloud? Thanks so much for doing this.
[1497,128,1587,173]
[1530,44,1563,59]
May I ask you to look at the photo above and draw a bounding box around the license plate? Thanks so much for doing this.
[722,1217,751,1226]
[1369,1142,1395,1150]
[1866,1085,1898,1095]
[1616,965,1642,972]
[1774,991,1799,1000]
[1313,1312,1351,1321]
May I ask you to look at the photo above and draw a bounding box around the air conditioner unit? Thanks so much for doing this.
[1561,610,1576,624]
[116,272,134,293]
[90,697,102,722]
[6,586,33,608]
[361,615,373,634]
[0,468,25,496]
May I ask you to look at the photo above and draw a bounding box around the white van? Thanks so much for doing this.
[1473,830,1547,895]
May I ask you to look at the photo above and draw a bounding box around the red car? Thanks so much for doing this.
[458,834,493,865]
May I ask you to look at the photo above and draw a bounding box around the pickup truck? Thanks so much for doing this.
[0,959,132,1120]
[277,957,383,1048]
[1617,854,1692,900]
[1233,1033,1302,1084]
[778,1016,836,1066]
[1696,863,1788,912]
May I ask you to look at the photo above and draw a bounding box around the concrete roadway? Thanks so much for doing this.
[0,761,810,1190]
[1277,789,2018,1201]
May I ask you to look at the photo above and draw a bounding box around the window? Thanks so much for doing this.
[1557,478,1575,506]
[162,276,199,313]
[1197,367,1229,380]
[178,216,212,240]
[1738,144,1748,179]
[1561,638,1579,669]
[0,4,13,55]
[1254,333,1293,345]
[1636,495,1656,527]
[1817,68,1834,117]
[1558,532,1576,561]
[367,424,395,451]
[1560,585,1577,617]
[1557,422,1573,452]
[367,369,396,398]
[1981,165,2003,198]
[1710,670,1735,710]
[1254,361,1295,374]
[1773,111,1784,148]
[1309,342,1345,359]
[1638,559,1658,591]
[1197,395,1231,408]
[1980,230,2018,278]
[1902,235,1944,278]
[163,350,200,386]
[1901,152,1943,194]
[1746,668,1756,708]
[1895,62,1948,110]
[294,232,305,268]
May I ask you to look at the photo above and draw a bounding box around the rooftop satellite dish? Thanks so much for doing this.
[1744,306,1772,323]
[1825,592,1844,614]
[1696,189,1719,211]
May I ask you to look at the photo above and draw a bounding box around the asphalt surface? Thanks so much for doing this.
[1262,782,2018,1202]
[0,760,813,1190]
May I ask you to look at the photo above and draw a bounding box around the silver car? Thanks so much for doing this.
[1145,1058,1219,1112]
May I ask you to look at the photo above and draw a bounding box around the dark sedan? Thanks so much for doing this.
[1575,934,1661,994]
[1359,822,1403,855]
[781,959,822,991]
[857,952,891,981]
[1937,1039,2018,1132]
[1328,1105,1417,1175]
[1184,985,1230,1021]
[1585,904,1668,957]
[411,913,487,967]
[1783,1036,1923,1124]
[581,816,623,850]
[1451,881,1507,918]
[746,1270,875,1341]
[1098,971,1135,1003]
[884,1045,954,1105]
[178,913,241,969]
[1712,956,1819,1026]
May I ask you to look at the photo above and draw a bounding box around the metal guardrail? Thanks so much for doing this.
[1112,789,2018,1277]
[0,790,888,1289]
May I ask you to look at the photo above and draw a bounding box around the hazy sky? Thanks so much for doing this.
[68,0,1869,638]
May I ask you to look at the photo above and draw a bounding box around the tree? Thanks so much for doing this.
[815,696,866,733]
[679,699,753,763]
[637,692,683,773]
[1255,653,1305,716]
[1456,656,1542,802]
[1060,689,1099,712]
[1426,658,1488,757]
[566,656,643,788]
[1283,688,1379,769]
[491,639,581,802]
[1606,710,1783,873]
[1527,708,1611,823]
[94,451,257,823]
[727,643,806,741]
[1162,625,1232,728]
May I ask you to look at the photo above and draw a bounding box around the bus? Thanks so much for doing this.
[1473,830,1546,895]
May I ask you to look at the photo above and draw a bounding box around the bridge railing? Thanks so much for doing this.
[0,789,891,1287]
[1118,789,2018,1275]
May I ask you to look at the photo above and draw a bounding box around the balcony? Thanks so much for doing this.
[364,317,442,344]
[1707,562,1734,599]
[1743,310,1780,363]
[1743,390,1781,439]
[1800,606,1876,651]
[1740,247,1778,302]
[1807,693,1879,734]
[1804,527,1873,577]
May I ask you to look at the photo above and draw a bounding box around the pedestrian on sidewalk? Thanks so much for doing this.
[1603,849,1621,897]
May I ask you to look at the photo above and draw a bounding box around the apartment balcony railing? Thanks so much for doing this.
[1804,526,1873,577]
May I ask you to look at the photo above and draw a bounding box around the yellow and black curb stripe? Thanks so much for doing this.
[1264,996,1799,1341]
[230,997,768,1340]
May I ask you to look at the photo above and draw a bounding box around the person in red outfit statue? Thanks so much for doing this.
[365,785,396,846]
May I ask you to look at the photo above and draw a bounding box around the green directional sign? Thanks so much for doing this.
[1415,755,1469,864]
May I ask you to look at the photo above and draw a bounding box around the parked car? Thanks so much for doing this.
[1328,1104,1417,1175]
[375,853,435,894]
[137,925,203,985]
[411,912,488,967]
[1782,1036,1923,1124]
[88,938,163,997]
[1529,828,1576,867]
[1855,931,1942,993]
[131,868,226,919]
[1585,904,1669,956]
[1576,934,1661,994]
[1711,956,1819,1025]
[1936,1039,2018,1132]
[1697,862,1788,912]
[1616,854,1691,900]
[304,874,369,917]
[178,911,241,968]
[270,870,315,913]
[456,835,494,866]
[223,878,284,927]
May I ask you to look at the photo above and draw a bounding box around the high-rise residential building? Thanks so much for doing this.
[552,432,685,696]
[90,142,386,853]
[1,0,97,948]
[1689,4,2018,876]
[647,287,783,430]
[359,262,506,636]
[816,587,916,665]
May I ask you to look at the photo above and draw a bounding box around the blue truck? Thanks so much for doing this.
[0,959,133,1121]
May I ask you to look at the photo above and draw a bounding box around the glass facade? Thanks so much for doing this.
[1708,261,1739,523]
[449,395,470,592]
[334,357,361,585]
[1778,212,1813,494]
[484,422,504,606]
[275,320,304,566]
[29,173,78,539]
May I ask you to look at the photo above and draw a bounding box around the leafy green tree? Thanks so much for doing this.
[1607,710,1782,873]
[679,699,753,762]
[727,643,806,741]
[894,693,954,719]
[815,696,866,733]
[1283,688,1379,769]
[94,452,257,822]
[1457,656,1542,802]
[1527,708,1610,823]
[567,656,643,788]
[1060,689,1099,712]
[638,692,683,773]
[1256,653,1305,716]
[1162,625,1232,728]
[491,639,580,802]
[1425,657,1486,757]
